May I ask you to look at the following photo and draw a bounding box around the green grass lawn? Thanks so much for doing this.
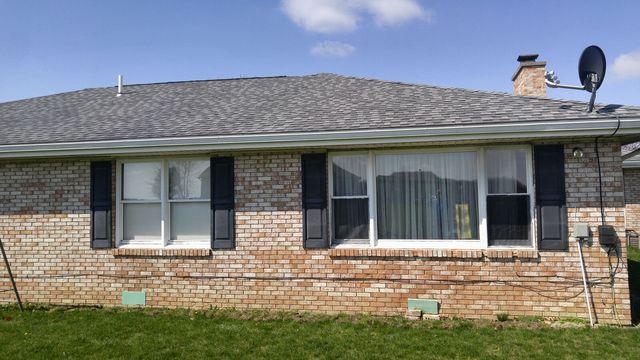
[0,246,638,359]
[1,306,639,359]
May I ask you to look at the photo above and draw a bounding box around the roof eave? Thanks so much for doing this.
[0,117,638,159]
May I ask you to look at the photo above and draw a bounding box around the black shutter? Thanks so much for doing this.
[301,153,328,248]
[90,161,112,249]
[211,157,235,249]
[534,145,568,250]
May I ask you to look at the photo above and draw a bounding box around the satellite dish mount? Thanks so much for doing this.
[544,45,606,113]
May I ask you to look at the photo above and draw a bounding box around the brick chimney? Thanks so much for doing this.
[512,54,547,97]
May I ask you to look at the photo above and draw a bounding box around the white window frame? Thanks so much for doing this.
[116,157,211,249]
[327,151,372,246]
[484,145,536,249]
[328,145,536,249]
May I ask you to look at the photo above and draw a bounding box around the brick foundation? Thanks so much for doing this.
[0,141,631,324]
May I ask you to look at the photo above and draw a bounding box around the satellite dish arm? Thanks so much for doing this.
[545,78,586,90]
[587,73,599,113]
[544,46,605,113]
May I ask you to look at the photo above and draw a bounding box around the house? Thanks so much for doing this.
[1,55,640,324]
[623,143,640,245]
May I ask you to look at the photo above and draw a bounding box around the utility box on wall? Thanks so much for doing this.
[408,298,439,315]
[122,291,146,306]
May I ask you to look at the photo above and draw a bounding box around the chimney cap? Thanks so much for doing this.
[511,54,546,82]
[517,54,539,62]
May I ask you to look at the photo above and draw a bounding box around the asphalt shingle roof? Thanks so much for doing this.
[0,73,639,146]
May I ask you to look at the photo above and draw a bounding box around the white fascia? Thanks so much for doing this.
[623,153,640,168]
[0,117,639,159]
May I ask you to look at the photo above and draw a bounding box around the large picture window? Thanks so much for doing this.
[117,158,211,248]
[376,152,478,240]
[329,147,534,249]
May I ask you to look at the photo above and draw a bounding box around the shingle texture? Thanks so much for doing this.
[1,73,639,145]
[623,142,640,156]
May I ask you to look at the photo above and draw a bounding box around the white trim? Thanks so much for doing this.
[623,160,640,169]
[115,157,212,249]
[0,118,637,158]
[623,153,640,168]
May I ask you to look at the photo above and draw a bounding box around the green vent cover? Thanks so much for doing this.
[408,298,439,315]
[122,291,146,306]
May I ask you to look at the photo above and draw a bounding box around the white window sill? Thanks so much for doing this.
[327,247,539,260]
[331,240,534,251]
[117,242,211,250]
[332,239,487,250]
[112,246,212,257]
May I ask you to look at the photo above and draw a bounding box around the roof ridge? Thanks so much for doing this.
[0,87,106,107]
[318,73,598,106]
[1,72,638,114]
[0,75,297,106]
[119,75,292,88]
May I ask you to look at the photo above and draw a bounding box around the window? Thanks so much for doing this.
[117,158,211,248]
[485,149,532,247]
[376,152,478,240]
[168,160,211,245]
[331,154,370,243]
[121,162,162,245]
[329,147,534,249]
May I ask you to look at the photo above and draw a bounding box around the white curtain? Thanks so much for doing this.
[486,149,527,194]
[376,152,478,240]
[332,155,367,196]
[332,154,369,239]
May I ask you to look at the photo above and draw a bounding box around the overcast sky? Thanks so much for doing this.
[0,0,638,105]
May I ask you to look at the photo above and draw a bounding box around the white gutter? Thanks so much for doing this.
[623,155,640,169]
[1,117,639,159]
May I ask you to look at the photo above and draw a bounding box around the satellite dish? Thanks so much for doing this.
[578,45,606,93]
[544,45,607,112]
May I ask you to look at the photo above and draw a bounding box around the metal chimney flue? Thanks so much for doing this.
[117,75,123,97]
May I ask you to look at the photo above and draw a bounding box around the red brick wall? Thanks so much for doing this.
[0,141,631,324]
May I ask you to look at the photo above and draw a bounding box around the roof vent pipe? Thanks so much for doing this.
[117,75,123,97]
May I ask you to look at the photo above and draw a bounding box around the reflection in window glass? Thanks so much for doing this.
[486,149,527,194]
[332,155,368,196]
[376,152,479,240]
[170,202,210,241]
[333,199,369,239]
[122,162,161,200]
[123,203,161,241]
[169,160,211,199]
[487,195,530,246]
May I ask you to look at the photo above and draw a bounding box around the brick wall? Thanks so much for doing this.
[624,168,640,235]
[513,65,547,98]
[0,141,631,324]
